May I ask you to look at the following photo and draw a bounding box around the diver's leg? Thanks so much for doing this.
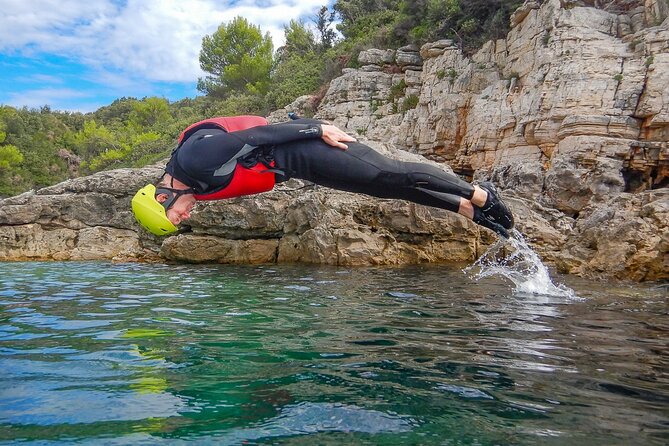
[274,141,470,210]
[331,145,513,231]
[272,140,513,236]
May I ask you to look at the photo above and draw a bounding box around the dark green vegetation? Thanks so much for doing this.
[0,98,221,196]
[5,0,607,197]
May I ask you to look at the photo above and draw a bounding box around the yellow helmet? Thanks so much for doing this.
[131,184,178,236]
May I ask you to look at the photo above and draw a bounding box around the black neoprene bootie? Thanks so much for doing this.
[478,181,514,230]
[473,206,509,238]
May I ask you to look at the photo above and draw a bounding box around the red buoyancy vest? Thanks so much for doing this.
[178,116,276,201]
[177,115,268,144]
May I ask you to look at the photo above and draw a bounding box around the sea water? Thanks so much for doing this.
[0,261,667,445]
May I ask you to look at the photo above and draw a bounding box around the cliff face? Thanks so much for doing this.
[314,0,669,280]
[1,0,667,281]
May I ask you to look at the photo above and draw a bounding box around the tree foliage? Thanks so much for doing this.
[128,97,171,128]
[0,97,197,196]
[198,16,274,97]
[268,20,324,109]
[0,145,23,170]
[315,6,338,50]
[268,53,324,109]
[280,20,318,60]
[332,0,524,53]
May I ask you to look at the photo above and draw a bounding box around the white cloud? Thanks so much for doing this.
[4,87,91,109]
[26,74,65,85]
[1,0,329,83]
[1,1,116,51]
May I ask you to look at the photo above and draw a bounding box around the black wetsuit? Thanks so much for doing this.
[165,119,474,213]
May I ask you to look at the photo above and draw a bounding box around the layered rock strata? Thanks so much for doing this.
[314,0,668,281]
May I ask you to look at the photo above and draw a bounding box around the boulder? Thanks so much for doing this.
[358,48,395,65]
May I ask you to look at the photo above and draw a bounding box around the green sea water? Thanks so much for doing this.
[0,261,667,445]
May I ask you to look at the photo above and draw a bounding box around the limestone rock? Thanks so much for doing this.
[420,40,458,59]
[0,224,142,262]
[395,48,422,68]
[312,0,668,281]
[510,1,541,27]
[544,136,629,215]
[358,48,395,65]
[556,189,668,281]
[267,95,319,123]
[162,236,278,264]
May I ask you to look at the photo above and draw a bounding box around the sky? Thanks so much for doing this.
[0,0,332,113]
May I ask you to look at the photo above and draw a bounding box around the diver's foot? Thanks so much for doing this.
[473,206,509,238]
[478,181,514,230]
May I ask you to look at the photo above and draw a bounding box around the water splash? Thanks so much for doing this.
[464,229,577,299]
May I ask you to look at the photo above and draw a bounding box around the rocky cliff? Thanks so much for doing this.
[1,0,667,281]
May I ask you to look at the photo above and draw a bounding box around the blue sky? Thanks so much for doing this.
[0,0,332,113]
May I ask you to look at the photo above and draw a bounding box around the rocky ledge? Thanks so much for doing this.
[0,145,487,267]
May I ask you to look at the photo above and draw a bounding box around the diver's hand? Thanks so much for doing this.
[321,124,356,150]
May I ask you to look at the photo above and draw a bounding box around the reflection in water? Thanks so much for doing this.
[1,382,185,425]
[0,262,667,445]
[214,402,413,443]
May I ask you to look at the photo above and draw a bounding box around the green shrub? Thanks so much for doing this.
[267,53,324,109]
[542,31,551,46]
[389,79,408,101]
[447,68,458,85]
[401,94,419,112]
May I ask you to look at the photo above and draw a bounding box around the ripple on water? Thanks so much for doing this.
[0,262,666,445]
[434,383,495,400]
[284,285,311,291]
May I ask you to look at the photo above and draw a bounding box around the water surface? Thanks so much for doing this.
[0,261,667,445]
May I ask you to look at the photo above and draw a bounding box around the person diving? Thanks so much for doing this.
[131,116,514,238]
